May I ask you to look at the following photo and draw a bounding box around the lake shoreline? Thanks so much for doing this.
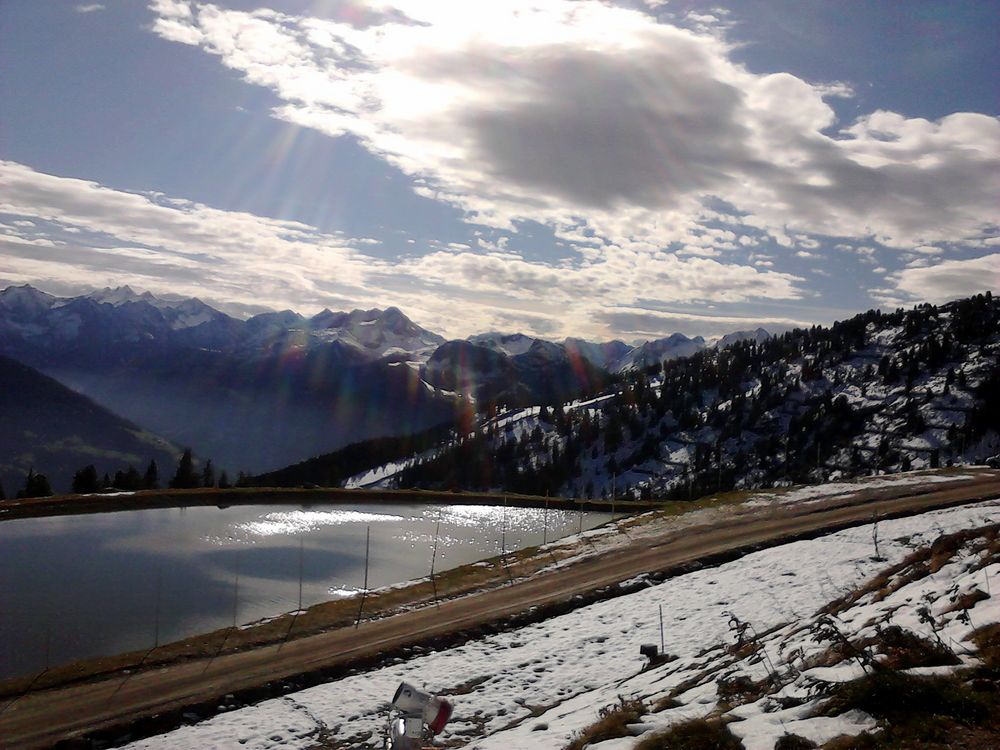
[0,486,660,522]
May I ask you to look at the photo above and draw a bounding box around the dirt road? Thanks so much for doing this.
[3,473,999,749]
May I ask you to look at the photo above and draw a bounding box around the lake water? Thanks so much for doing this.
[0,502,610,679]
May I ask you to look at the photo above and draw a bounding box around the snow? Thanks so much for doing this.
[743,471,978,508]
[467,333,538,357]
[124,497,1000,750]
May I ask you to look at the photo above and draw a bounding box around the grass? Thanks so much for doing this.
[773,735,816,750]
[822,523,1000,616]
[862,625,960,670]
[564,697,648,750]
[818,669,1000,749]
[970,622,1000,672]
[716,673,770,704]
[634,718,743,749]
[825,670,990,724]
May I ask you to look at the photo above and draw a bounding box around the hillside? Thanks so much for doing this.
[320,293,998,499]
[0,355,179,494]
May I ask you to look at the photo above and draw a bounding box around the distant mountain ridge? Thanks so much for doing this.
[257,294,999,501]
[0,284,773,476]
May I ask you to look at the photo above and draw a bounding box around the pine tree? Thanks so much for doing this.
[123,465,143,491]
[201,459,215,488]
[169,449,200,489]
[218,470,231,489]
[72,464,100,494]
[0,479,6,501]
[17,468,52,499]
[143,460,159,490]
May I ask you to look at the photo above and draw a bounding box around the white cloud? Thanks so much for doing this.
[593,306,806,339]
[144,0,1000,256]
[75,3,105,13]
[892,254,998,304]
[0,161,804,340]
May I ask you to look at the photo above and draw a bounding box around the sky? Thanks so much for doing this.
[1,0,998,342]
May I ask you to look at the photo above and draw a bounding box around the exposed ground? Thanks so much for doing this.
[1,469,998,749]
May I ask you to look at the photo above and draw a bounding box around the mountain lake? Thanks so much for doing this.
[0,502,612,679]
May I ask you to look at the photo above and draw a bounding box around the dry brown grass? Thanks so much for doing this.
[564,697,648,750]
[634,717,743,749]
[860,625,960,671]
[822,523,1000,617]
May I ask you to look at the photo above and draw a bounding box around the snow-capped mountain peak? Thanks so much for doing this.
[0,284,58,318]
[467,332,542,357]
[714,327,772,349]
[615,332,707,372]
[309,306,444,360]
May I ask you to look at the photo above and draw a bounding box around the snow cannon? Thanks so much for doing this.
[391,682,453,735]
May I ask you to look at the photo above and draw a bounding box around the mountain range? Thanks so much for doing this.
[0,284,769,483]
[261,293,999,499]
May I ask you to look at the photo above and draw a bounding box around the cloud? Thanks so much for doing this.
[145,0,1000,254]
[892,254,998,304]
[594,307,807,339]
[75,3,105,12]
[0,161,804,341]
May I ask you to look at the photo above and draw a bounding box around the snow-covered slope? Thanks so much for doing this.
[615,332,707,372]
[563,337,632,371]
[309,306,445,361]
[467,332,540,357]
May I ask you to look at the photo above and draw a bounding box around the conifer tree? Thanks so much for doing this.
[169,449,200,489]
[143,460,159,490]
[202,459,215,488]
[218,470,231,489]
[72,464,100,494]
[17,468,52,499]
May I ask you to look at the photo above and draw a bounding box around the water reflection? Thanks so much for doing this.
[235,509,408,537]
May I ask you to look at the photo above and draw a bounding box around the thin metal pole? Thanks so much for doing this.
[501,496,507,560]
[44,623,51,672]
[430,517,441,607]
[659,604,665,655]
[542,493,549,547]
[355,526,370,629]
[501,496,513,583]
[153,570,161,648]
[612,473,616,517]
[297,538,304,612]
[232,550,241,629]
